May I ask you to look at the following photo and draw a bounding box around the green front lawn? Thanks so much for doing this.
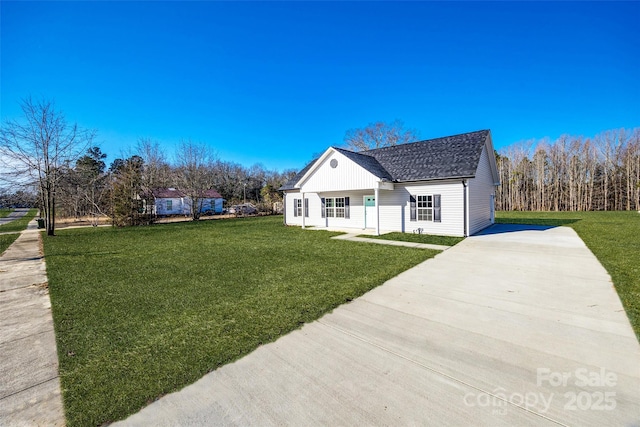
[496,211,640,340]
[0,208,12,218]
[360,232,464,247]
[44,216,438,426]
[0,233,21,255]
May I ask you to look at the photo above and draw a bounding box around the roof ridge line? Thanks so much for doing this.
[362,129,489,154]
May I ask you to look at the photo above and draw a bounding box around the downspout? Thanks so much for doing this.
[374,187,380,236]
[463,180,469,237]
[301,192,306,229]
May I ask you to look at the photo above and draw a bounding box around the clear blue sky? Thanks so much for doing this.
[1,1,638,171]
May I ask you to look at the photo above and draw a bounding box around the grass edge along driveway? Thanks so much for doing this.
[495,211,640,342]
[44,216,439,426]
[0,209,38,254]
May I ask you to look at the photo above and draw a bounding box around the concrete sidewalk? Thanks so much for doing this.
[0,220,65,426]
[331,233,451,251]
[114,224,640,426]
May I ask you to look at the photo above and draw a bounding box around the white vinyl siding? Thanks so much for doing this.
[285,192,300,224]
[377,182,465,236]
[285,192,323,226]
[287,191,372,230]
[286,185,465,236]
[283,132,498,237]
[468,145,497,235]
[299,151,381,193]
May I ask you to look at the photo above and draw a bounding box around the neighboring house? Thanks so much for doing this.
[152,188,224,216]
[280,129,500,237]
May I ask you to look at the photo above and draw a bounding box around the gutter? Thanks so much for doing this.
[395,175,476,185]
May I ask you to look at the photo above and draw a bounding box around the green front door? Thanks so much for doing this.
[364,196,376,228]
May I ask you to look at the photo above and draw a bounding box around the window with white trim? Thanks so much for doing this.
[295,199,302,217]
[325,198,334,217]
[335,197,345,218]
[417,195,433,221]
[324,197,348,218]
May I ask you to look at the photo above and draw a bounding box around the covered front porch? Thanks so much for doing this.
[297,181,394,236]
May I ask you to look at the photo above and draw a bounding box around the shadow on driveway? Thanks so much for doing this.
[480,218,582,235]
[476,223,555,235]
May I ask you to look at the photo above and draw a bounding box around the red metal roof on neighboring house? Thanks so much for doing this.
[198,189,223,198]
[152,188,185,198]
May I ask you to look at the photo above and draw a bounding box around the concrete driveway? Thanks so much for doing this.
[115,224,640,426]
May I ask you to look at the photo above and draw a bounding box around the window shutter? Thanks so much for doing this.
[293,198,298,217]
[344,197,350,219]
[321,198,326,218]
[410,195,416,221]
[434,194,441,222]
[304,198,309,217]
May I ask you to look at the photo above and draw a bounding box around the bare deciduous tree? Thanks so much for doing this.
[495,127,640,212]
[175,140,217,220]
[344,120,419,151]
[0,97,95,235]
[137,137,172,193]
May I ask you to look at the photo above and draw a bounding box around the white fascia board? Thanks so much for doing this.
[293,147,337,189]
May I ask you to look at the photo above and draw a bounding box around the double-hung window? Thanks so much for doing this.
[417,195,433,221]
[325,198,334,217]
[293,198,308,217]
[410,194,441,222]
[166,200,172,211]
[322,197,350,218]
[334,197,345,218]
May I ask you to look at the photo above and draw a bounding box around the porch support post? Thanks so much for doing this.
[301,192,306,229]
[374,187,380,236]
[282,193,286,225]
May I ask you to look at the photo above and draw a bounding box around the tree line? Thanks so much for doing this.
[58,139,296,227]
[2,97,638,234]
[496,128,640,212]
[0,97,295,233]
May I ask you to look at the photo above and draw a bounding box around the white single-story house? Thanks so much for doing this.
[280,129,500,237]
[152,188,224,216]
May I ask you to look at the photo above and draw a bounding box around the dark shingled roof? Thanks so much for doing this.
[279,129,490,190]
[360,129,489,181]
